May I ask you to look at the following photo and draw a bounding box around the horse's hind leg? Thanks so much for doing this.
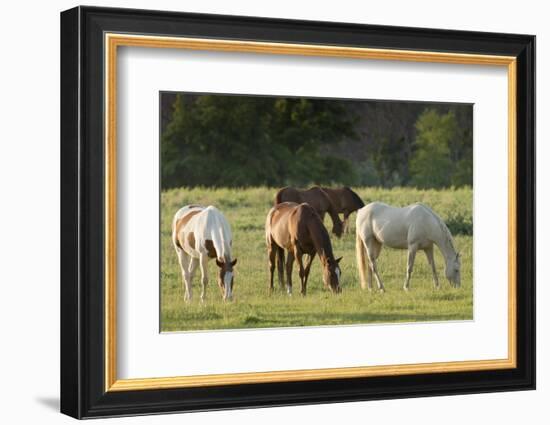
[276,246,286,290]
[366,239,385,292]
[285,250,294,295]
[175,247,192,301]
[267,242,277,294]
[295,251,307,296]
[424,245,440,289]
[403,244,418,291]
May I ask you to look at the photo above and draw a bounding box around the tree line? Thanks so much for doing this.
[160,93,472,190]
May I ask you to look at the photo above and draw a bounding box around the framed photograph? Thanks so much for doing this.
[60,6,535,419]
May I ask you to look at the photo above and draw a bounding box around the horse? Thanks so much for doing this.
[274,186,343,238]
[321,186,365,233]
[172,205,237,301]
[265,202,343,296]
[355,202,460,292]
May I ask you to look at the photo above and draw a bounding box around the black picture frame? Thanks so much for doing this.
[60,5,535,419]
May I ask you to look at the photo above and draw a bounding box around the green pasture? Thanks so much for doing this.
[160,187,473,332]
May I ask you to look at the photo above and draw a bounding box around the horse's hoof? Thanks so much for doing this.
[403,287,409,292]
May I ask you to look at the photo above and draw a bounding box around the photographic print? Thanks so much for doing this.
[160,92,473,332]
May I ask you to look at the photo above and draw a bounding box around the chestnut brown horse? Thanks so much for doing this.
[321,187,365,233]
[265,202,342,296]
[274,186,343,238]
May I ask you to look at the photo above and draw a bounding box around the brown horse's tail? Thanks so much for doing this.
[356,232,369,290]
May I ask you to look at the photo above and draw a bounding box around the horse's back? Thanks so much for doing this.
[357,202,409,247]
[275,186,329,214]
[173,204,203,226]
[323,187,364,211]
[321,187,342,210]
[266,202,299,249]
[201,205,232,237]
[305,186,333,212]
[292,202,319,231]
[274,186,299,205]
[357,202,442,248]
[173,205,232,258]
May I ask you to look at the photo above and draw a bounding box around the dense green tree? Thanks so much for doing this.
[161,94,474,190]
[161,94,357,188]
[410,109,457,188]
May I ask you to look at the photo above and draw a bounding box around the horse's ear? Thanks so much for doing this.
[215,258,224,268]
[335,256,343,264]
[231,258,237,267]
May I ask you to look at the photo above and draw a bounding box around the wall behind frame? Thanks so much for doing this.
[0,1,543,424]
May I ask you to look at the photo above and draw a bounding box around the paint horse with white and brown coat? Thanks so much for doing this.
[172,205,237,301]
[321,186,365,233]
[266,202,343,296]
[274,186,344,238]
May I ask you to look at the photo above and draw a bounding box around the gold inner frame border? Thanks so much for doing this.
[104,33,517,392]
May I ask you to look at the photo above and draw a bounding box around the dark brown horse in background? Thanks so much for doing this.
[274,186,343,238]
[265,202,342,296]
[322,187,365,233]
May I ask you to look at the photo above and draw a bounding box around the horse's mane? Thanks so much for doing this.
[301,204,335,260]
[346,187,365,208]
[416,203,456,253]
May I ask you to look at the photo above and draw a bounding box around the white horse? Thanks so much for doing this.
[355,202,460,291]
[172,205,237,301]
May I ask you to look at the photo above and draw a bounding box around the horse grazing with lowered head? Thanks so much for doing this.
[266,202,342,296]
[321,187,365,233]
[355,202,460,292]
[274,186,343,238]
[172,205,237,301]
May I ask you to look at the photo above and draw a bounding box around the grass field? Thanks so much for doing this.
[160,187,473,332]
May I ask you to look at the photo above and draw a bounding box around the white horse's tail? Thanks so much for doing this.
[356,233,369,290]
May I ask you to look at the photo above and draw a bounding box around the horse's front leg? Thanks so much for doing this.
[199,253,209,302]
[366,240,385,292]
[303,254,314,286]
[294,249,307,296]
[424,246,440,289]
[403,244,418,291]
